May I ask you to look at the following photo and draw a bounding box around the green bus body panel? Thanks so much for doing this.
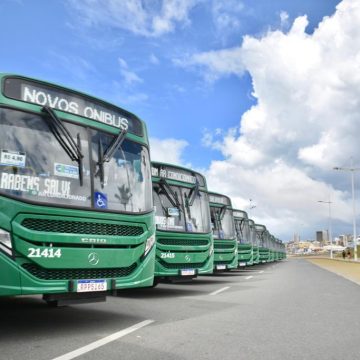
[213,239,238,269]
[0,195,155,296]
[259,247,270,263]
[15,237,144,269]
[238,244,253,265]
[154,231,213,276]
[17,246,155,294]
[252,246,260,264]
[0,252,22,296]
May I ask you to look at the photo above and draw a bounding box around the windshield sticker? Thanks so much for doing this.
[0,172,87,202]
[168,207,180,217]
[186,222,193,232]
[0,150,26,168]
[94,192,108,209]
[54,162,79,179]
[155,216,185,230]
[155,216,174,227]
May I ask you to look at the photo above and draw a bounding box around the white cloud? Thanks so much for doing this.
[150,138,189,165]
[118,57,143,85]
[67,0,199,37]
[188,0,360,239]
[212,0,244,34]
[280,11,289,29]
[149,53,160,65]
[174,46,245,82]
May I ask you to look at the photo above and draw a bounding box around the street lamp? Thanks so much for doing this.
[248,199,256,216]
[333,160,360,261]
[318,200,333,259]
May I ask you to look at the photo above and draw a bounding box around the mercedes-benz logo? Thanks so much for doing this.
[185,255,191,262]
[88,252,99,266]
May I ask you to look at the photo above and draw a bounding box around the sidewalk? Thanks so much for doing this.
[307,258,360,286]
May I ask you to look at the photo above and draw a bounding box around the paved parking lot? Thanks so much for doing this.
[2,259,360,360]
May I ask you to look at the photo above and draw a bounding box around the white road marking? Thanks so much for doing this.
[245,276,253,280]
[51,319,154,360]
[209,286,230,296]
[258,270,264,274]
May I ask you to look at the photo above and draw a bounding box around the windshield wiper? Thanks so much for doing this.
[159,179,181,209]
[187,181,200,207]
[103,128,127,163]
[97,128,127,188]
[42,106,84,185]
[219,205,227,220]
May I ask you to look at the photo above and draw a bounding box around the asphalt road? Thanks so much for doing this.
[1,259,360,360]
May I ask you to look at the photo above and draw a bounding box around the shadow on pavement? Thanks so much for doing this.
[0,296,143,340]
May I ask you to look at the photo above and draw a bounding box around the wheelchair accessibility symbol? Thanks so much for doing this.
[94,192,108,209]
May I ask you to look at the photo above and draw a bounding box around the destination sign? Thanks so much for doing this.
[3,77,142,136]
[151,164,205,186]
[209,194,231,206]
[233,211,247,219]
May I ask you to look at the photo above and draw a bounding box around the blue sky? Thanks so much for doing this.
[1,0,339,169]
[4,0,360,241]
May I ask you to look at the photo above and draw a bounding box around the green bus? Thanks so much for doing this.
[0,74,155,305]
[255,224,270,263]
[233,210,253,267]
[208,192,237,271]
[249,219,259,264]
[152,162,213,281]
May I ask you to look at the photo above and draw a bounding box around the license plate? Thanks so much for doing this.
[77,279,107,293]
[181,269,195,276]
[239,262,246,266]
[216,264,226,270]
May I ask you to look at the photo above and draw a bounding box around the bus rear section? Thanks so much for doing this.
[208,192,237,271]
[233,210,253,267]
[0,74,155,305]
[152,163,213,281]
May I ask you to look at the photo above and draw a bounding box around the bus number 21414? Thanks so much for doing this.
[28,248,62,258]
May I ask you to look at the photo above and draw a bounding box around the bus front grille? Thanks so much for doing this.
[214,243,235,249]
[21,218,144,237]
[158,259,207,269]
[157,238,209,246]
[22,263,137,280]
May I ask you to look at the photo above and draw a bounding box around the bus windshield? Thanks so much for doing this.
[153,184,210,233]
[210,206,235,240]
[0,107,152,213]
[235,218,250,244]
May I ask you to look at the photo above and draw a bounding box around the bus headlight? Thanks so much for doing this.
[0,229,12,256]
[144,234,155,257]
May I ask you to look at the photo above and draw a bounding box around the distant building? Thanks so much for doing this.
[316,230,328,245]
[339,234,354,247]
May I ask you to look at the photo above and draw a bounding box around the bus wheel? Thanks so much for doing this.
[151,278,160,288]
